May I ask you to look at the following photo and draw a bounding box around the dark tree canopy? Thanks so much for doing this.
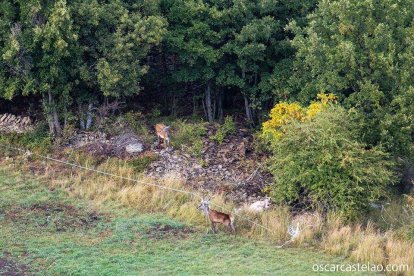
[1,0,413,163]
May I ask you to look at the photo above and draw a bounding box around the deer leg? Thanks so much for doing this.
[211,222,217,234]
[225,221,233,234]
[224,219,235,234]
[230,222,235,234]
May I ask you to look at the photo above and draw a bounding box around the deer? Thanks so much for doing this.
[248,197,271,213]
[155,123,171,148]
[234,197,271,215]
[198,197,235,234]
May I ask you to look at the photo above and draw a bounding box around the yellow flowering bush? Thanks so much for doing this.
[262,93,337,141]
[262,102,304,139]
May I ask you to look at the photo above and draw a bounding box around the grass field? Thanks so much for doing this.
[0,169,367,275]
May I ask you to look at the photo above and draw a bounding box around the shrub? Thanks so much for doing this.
[211,116,236,144]
[186,139,204,158]
[129,152,159,173]
[170,119,206,156]
[123,111,152,143]
[266,106,397,218]
[0,122,52,153]
[262,93,337,142]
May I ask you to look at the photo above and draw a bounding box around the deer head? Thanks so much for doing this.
[198,197,211,215]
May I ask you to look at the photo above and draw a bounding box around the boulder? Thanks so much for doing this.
[126,143,144,154]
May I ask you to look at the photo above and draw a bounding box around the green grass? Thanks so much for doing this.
[0,169,365,275]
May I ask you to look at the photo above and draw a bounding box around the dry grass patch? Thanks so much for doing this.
[350,224,385,265]
[291,212,323,246]
[385,237,414,275]
[322,224,358,256]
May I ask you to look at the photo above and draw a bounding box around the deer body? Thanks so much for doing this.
[248,197,271,213]
[155,123,170,148]
[199,199,235,234]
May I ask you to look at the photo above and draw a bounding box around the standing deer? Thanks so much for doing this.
[155,123,171,148]
[198,198,235,234]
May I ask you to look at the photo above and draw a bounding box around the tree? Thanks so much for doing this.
[159,0,316,123]
[0,0,166,134]
[266,105,396,218]
[161,0,223,122]
[72,0,166,128]
[1,0,79,135]
[219,0,317,124]
[286,0,414,158]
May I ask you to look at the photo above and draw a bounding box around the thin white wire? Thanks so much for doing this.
[0,144,198,197]
[0,143,274,233]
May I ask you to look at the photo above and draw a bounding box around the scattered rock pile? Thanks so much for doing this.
[66,124,272,202]
[147,128,272,202]
[69,131,108,148]
[69,131,145,158]
[0,113,33,133]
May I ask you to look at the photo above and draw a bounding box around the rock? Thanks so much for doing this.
[193,164,202,170]
[238,141,246,157]
[0,113,34,134]
[126,143,144,154]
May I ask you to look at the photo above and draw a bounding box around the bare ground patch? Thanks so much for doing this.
[0,255,30,276]
[5,202,106,232]
[145,223,195,240]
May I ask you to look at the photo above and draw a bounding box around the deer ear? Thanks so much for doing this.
[163,126,170,132]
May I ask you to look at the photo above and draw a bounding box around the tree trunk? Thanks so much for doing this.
[47,115,55,135]
[217,91,223,121]
[205,81,214,123]
[171,94,177,117]
[79,102,85,130]
[52,108,62,136]
[192,88,197,115]
[212,93,217,120]
[241,68,255,125]
[86,102,93,130]
[47,91,61,136]
[63,105,68,130]
[244,95,254,124]
[44,95,54,134]
[202,97,207,119]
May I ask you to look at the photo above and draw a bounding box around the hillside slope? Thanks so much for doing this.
[0,169,359,275]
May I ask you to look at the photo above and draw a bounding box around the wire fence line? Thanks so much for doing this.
[0,143,276,234]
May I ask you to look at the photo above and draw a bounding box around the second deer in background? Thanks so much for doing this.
[155,123,171,148]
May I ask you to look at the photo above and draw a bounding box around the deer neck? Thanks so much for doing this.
[202,205,210,216]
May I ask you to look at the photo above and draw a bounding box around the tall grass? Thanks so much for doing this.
[1,150,414,275]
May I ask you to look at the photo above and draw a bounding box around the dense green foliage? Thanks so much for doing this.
[267,106,396,218]
[1,0,166,135]
[2,0,413,155]
[0,0,316,127]
[287,0,414,158]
